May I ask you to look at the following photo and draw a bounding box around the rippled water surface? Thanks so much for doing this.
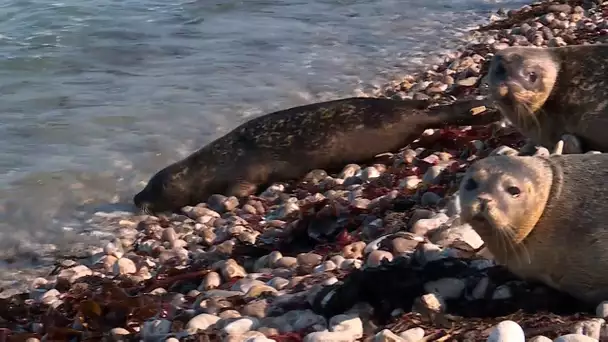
[0,0,530,271]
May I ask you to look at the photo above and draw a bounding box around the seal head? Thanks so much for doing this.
[133,161,193,214]
[458,155,553,266]
[487,47,559,130]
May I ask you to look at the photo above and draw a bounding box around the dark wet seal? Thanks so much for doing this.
[487,44,608,153]
[134,97,500,214]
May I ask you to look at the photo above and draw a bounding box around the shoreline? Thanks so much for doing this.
[2,0,607,341]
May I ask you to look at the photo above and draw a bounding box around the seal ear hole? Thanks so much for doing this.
[464,178,478,191]
[506,186,522,198]
[527,71,538,84]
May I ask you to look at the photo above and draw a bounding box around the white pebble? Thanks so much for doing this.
[329,314,363,340]
[487,320,525,342]
[186,313,221,334]
[399,327,425,341]
[303,331,356,342]
[222,317,259,335]
[528,337,551,342]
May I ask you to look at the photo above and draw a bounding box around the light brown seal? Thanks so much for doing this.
[486,44,608,154]
[133,97,500,214]
[459,152,608,304]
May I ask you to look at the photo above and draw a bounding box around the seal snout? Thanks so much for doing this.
[489,54,512,98]
[133,190,152,213]
[492,55,508,81]
[477,193,494,212]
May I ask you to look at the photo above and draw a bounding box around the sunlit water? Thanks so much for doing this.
[0,0,530,289]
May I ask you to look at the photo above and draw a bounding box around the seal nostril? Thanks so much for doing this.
[477,194,493,210]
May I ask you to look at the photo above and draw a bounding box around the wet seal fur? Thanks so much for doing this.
[134,97,500,214]
[487,44,608,154]
[459,152,608,304]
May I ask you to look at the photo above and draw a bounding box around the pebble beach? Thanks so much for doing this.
[4,0,608,341]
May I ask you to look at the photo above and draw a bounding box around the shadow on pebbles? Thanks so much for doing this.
[2,0,608,341]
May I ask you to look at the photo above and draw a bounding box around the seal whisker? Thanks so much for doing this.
[503,225,531,266]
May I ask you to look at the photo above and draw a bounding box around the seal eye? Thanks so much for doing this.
[506,186,521,198]
[464,178,478,191]
[527,71,538,84]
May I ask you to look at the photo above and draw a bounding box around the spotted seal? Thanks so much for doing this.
[487,44,608,153]
[134,97,499,213]
[459,152,608,303]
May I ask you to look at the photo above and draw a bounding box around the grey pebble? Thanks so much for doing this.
[420,191,442,206]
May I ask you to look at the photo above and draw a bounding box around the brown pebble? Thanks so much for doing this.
[548,4,571,13]
[241,299,269,318]
[296,253,322,267]
[242,204,257,215]
[113,258,137,275]
[246,285,278,299]
[161,227,178,243]
[274,257,298,269]
[218,259,247,280]
[102,255,118,273]
[218,310,241,319]
[258,327,280,337]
